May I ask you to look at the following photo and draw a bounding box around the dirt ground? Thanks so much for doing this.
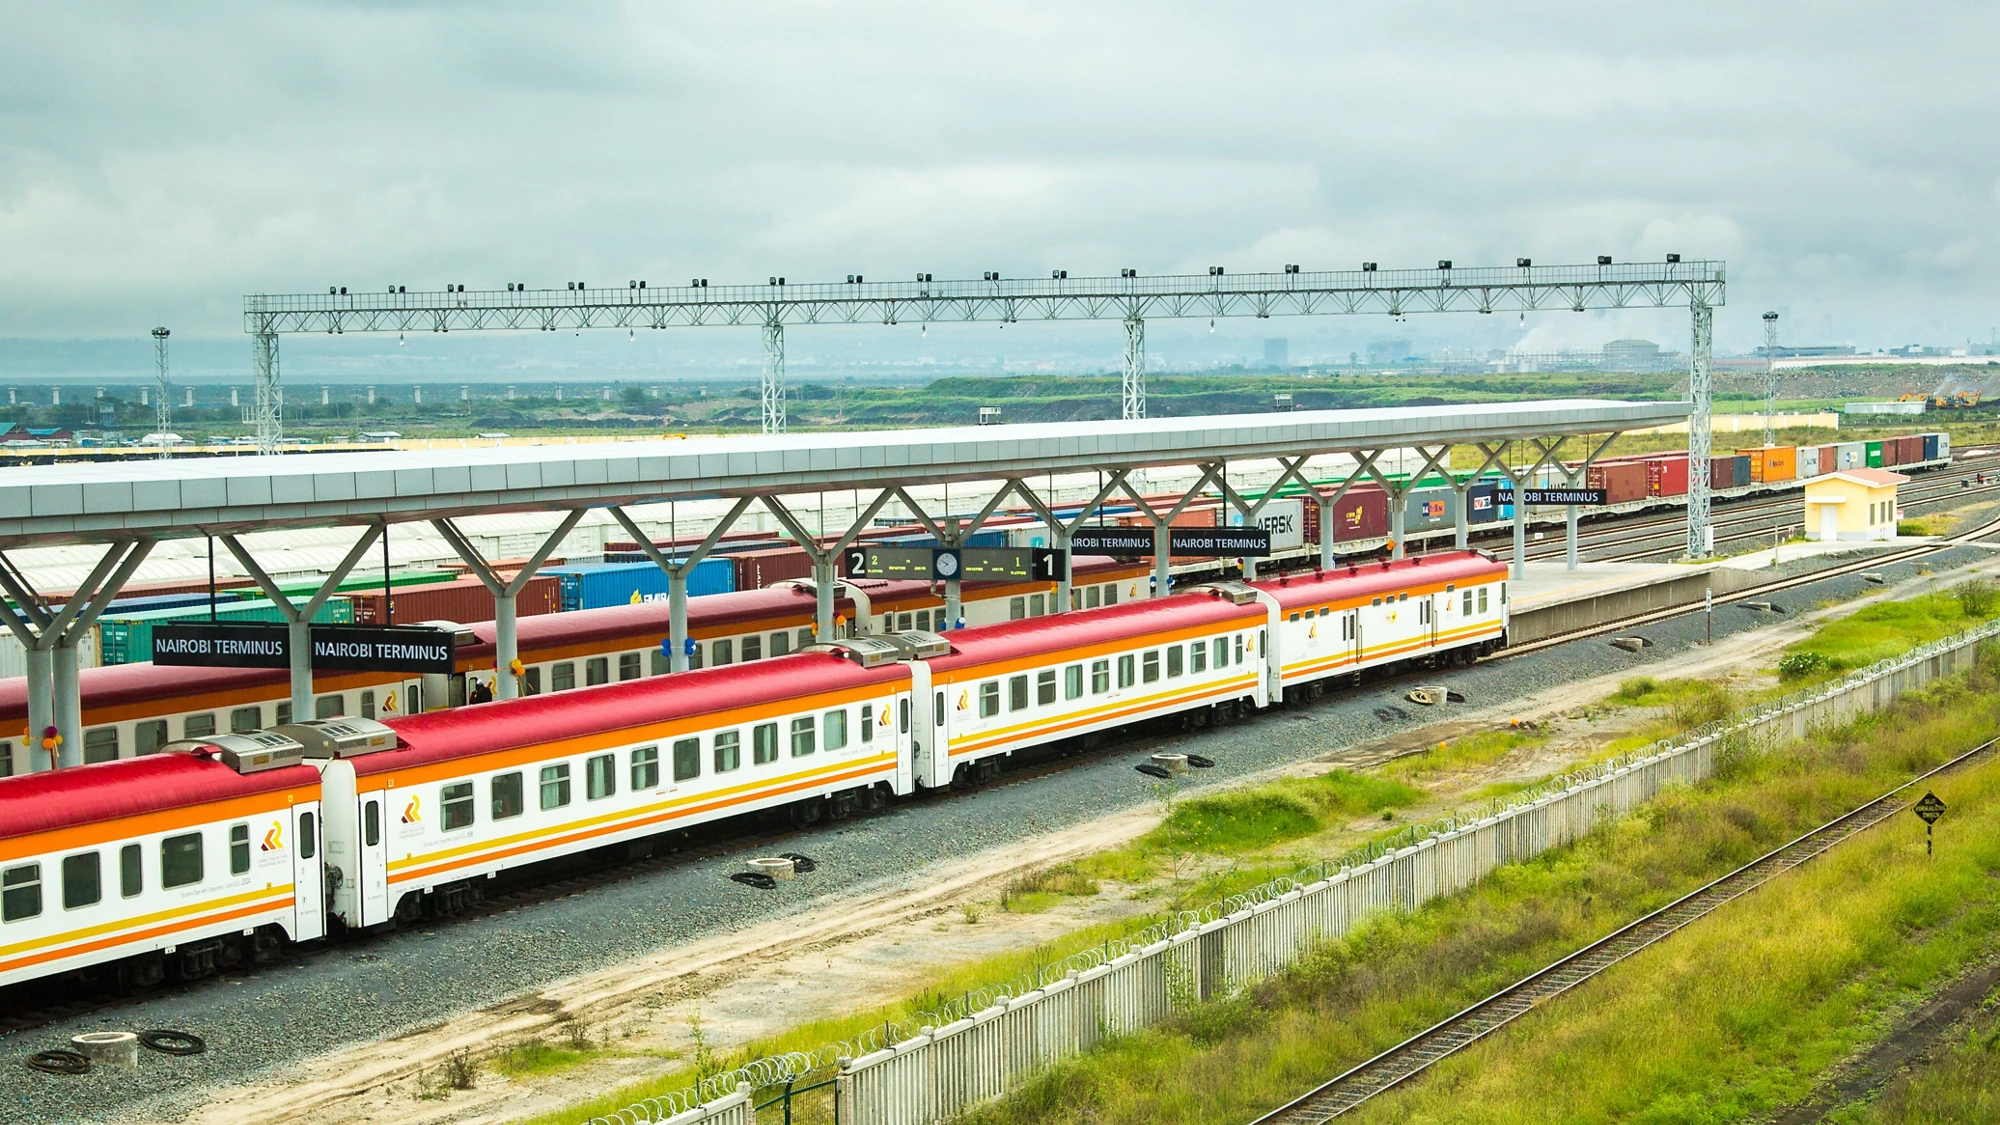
[175,556,2000,1125]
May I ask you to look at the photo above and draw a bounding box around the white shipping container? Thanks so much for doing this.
[0,629,100,679]
[1229,498,1306,551]
[1797,445,1821,478]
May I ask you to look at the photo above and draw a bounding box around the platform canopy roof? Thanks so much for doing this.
[0,399,1687,548]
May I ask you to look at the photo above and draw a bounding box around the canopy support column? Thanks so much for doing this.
[0,539,153,766]
[433,511,581,698]
[759,490,892,643]
[1315,451,1381,570]
[1115,465,1219,598]
[612,496,760,670]
[223,526,381,721]
[1360,445,1452,562]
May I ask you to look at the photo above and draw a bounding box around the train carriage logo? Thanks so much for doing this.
[402,795,422,824]
[878,704,892,727]
[260,820,284,852]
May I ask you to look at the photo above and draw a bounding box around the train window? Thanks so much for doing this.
[1009,675,1029,712]
[1319,607,1330,617]
[1235,634,1244,665]
[1420,601,1431,624]
[441,783,476,830]
[316,695,343,720]
[361,690,377,719]
[714,732,741,773]
[1463,591,1473,615]
[1399,593,1408,603]
[742,635,763,662]
[586,657,610,686]
[161,833,203,889]
[2,863,41,921]
[552,663,576,691]
[898,699,910,734]
[1117,655,1135,689]
[276,702,292,726]
[83,727,118,764]
[299,812,316,861]
[120,844,141,898]
[364,800,380,846]
[1500,582,1506,604]
[1086,586,1101,609]
[491,772,525,820]
[620,653,642,681]
[1104,584,1119,606]
[978,682,999,718]
[586,754,616,799]
[1065,664,1083,700]
[540,764,572,809]
[1191,643,1208,674]
[1288,611,1301,623]
[524,667,543,694]
[824,710,848,751]
[798,628,813,649]
[790,717,816,757]
[135,720,169,756]
[915,610,932,631]
[689,644,704,671]
[754,722,780,764]
[1213,637,1228,668]
[1480,587,1490,612]
[1167,647,1183,678]
[770,632,790,657]
[230,824,251,875]
[1091,660,1110,694]
[1142,651,1160,684]
[62,853,100,910]
[652,651,669,676]
[0,742,11,778]
[1037,670,1057,706]
[935,692,944,728]
[897,613,913,632]
[671,740,698,783]
[1371,597,1382,607]
[1031,594,1045,617]
[860,706,874,743]
[713,639,733,666]
[1009,597,1027,621]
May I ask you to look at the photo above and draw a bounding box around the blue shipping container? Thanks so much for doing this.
[1466,481,1500,525]
[1923,433,1941,462]
[1732,455,1751,487]
[544,559,734,612]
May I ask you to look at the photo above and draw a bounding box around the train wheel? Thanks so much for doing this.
[118,954,166,993]
[788,797,825,828]
[864,784,889,812]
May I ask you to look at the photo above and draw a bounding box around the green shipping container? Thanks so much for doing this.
[1865,440,1884,468]
[235,569,457,604]
[96,597,355,665]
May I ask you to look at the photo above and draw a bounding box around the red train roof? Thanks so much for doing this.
[1254,551,1507,610]
[360,649,907,775]
[0,753,321,841]
[926,591,1263,674]
[0,662,288,725]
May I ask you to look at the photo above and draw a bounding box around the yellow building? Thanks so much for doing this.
[1802,468,1908,542]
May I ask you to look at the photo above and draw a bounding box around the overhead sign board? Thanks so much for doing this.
[846,545,942,579]
[1071,527,1272,557]
[152,623,455,673]
[961,548,1061,582]
[1514,488,1609,506]
[846,545,1060,582]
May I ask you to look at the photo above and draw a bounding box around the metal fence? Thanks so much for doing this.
[595,617,2000,1125]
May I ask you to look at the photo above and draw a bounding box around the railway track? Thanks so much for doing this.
[1249,733,2000,1124]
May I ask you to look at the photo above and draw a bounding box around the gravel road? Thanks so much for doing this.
[1,544,1983,1124]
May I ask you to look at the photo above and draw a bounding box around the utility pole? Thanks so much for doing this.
[1762,311,1779,447]
[151,327,171,459]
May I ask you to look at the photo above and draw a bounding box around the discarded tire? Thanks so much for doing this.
[1185,754,1216,769]
[1134,763,1172,779]
[26,1049,89,1075]
[729,871,778,889]
[137,1029,205,1056]
[777,852,819,874]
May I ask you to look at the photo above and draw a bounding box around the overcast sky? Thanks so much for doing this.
[3,2,1996,357]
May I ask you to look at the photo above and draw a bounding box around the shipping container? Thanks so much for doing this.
[1646,455,1690,497]
[1836,441,1866,470]
[1228,497,1306,550]
[1400,486,1458,532]
[238,569,458,604]
[0,629,97,678]
[1922,433,1941,463]
[542,559,734,612]
[1817,445,1838,476]
[1328,484,1389,542]
[96,597,354,666]
[733,546,816,590]
[1739,446,1797,484]
[1897,435,1924,465]
[1732,454,1751,487]
[442,555,567,574]
[346,574,561,626]
[1585,461,1648,504]
[1796,445,1820,479]
[1865,440,1884,468]
[1466,480,1501,524]
[1937,431,1952,460]
[1709,456,1737,490]
[41,575,256,603]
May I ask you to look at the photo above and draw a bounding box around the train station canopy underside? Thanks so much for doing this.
[0,399,1687,548]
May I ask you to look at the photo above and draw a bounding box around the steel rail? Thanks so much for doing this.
[1249,732,2000,1124]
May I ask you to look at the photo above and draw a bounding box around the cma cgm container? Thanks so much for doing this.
[1796,445,1821,479]
[1328,483,1389,542]
[1836,441,1866,470]
[1647,454,1690,497]
[346,574,561,626]
[96,597,354,666]
[543,559,733,611]
[1585,461,1648,504]
[1865,440,1885,468]
[1466,480,1501,524]
[1740,446,1797,483]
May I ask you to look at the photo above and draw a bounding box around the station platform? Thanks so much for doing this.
[1716,535,1936,571]
[1507,560,1755,644]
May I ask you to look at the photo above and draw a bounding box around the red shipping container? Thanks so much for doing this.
[1328,484,1389,542]
[1646,455,1690,497]
[1879,439,1901,467]
[1585,462,1648,504]
[1898,435,1924,464]
[1302,497,1321,545]
[733,546,816,590]
[1709,456,1737,490]
[347,574,560,626]
[1169,506,1220,528]
[1818,445,1837,475]
[49,575,256,601]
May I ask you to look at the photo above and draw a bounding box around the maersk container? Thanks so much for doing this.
[1796,445,1821,479]
[544,559,733,612]
[96,597,354,666]
[1836,441,1866,470]
[1466,481,1500,524]
[346,574,561,626]
[1229,497,1306,550]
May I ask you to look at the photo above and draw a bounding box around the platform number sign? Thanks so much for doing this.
[845,545,1061,581]
[1913,791,1947,856]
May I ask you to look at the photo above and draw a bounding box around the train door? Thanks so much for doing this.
[907,661,936,790]
[291,801,325,942]
[1346,609,1362,668]
[1423,595,1438,647]
[358,792,389,926]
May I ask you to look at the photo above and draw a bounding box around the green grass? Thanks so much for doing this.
[955,653,2000,1125]
[1781,588,2000,681]
[1000,863,1103,914]
[1850,1004,2000,1124]
[1382,729,1546,784]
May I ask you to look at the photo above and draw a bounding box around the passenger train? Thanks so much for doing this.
[0,558,1151,776]
[0,552,1506,991]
